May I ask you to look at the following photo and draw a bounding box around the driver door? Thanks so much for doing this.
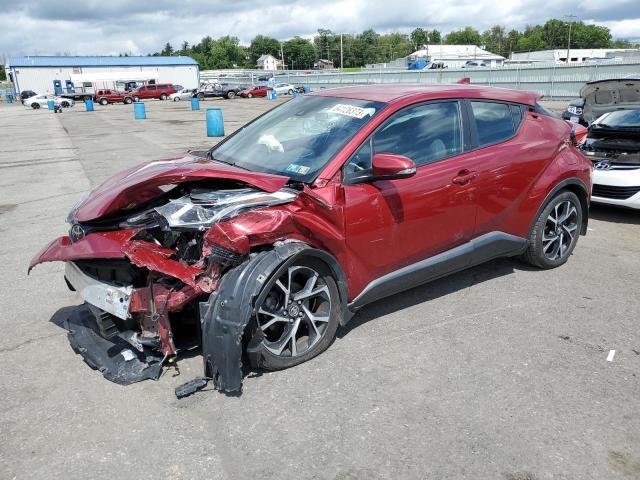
[342,100,479,297]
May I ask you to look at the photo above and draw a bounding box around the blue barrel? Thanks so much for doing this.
[85,99,94,112]
[292,91,299,98]
[303,87,312,93]
[191,97,200,110]
[47,99,55,110]
[134,102,146,120]
[6,94,13,104]
[267,90,278,100]
[206,108,224,137]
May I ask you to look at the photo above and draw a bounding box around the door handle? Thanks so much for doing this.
[452,170,477,185]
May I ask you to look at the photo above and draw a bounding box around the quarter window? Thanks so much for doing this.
[372,101,463,167]
[470,101,516,147]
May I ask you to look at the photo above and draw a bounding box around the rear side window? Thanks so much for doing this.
[510,104,524,131]
[470,101,516,147]
[147,85,157,91]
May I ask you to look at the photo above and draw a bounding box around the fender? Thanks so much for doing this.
[199,242,349,393]
[528,177,590,236]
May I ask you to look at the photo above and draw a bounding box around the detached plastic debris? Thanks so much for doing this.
[63,304,163,385]
[175,377,209,399]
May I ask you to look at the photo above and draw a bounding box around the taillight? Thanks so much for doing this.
[569,124,588,146]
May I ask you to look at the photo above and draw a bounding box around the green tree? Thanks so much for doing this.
[410,28,429,49]
[481,25,506,56]
[0,67,6,81]
[444,26,482,45]
[248,35,281,66]
[429,29,442,44]
[209,36,247,69]
[283,36,315,69]
[377,33,412,62]
[160,42,174,56]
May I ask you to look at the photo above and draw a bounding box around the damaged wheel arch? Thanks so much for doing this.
[200,241,349,393]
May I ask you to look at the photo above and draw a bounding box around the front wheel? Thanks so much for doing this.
[522,191,583,269]
[99,98,108,105]
[133,96,140,102]
[247,93,253,98]
[173,96,180,101]
[288,89,294,95]
[61,101,70,108]
[160,93,167,100]
[123,97,133,104]
[32,103,40,109]
[253,259,341,370]
[226,91,236,99]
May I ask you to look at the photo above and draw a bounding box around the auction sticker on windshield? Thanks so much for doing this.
[328,104,375,119]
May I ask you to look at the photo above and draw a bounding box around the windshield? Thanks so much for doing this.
[592,109,640,129]
[211,95,386,182]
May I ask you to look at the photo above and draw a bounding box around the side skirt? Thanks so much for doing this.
[348,232,527,311]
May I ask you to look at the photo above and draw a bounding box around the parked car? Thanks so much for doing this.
[581,113,640,209]
[561,98,586,126]
[20,90,37,103]
[463,61,489,68]
[30,85,591,395]
[94,89,134,105]
[272,83,296,95]
[23,94,74,109]
[240,85,273,98]
[195,83,244,100]
[132,83,176,101]
[170,88,197,101]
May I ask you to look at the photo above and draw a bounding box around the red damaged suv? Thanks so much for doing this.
[30,85,591,395]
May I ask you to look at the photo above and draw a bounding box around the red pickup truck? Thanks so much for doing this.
[94,89,134,105]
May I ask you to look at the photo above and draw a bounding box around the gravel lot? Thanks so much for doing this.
[1,97,639,480]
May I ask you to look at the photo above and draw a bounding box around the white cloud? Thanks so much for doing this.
[0,0,638,57]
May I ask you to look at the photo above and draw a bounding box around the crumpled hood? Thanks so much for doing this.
[580,78,640,124]
[73,153,289,222]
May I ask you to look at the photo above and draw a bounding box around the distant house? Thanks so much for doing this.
[257,54,283,70]
[314,59,334,70]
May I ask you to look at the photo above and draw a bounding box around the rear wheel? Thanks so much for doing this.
[123,97,133,104]
[133,96,140,102]
[247,93,253,98]
[226,91,236,99]
[288,89,294,95]
[61,101,70,108]
[254,258,341,370]
[173,96,180,101]
[32,103,40,109]
[522,190,582,269]
[160,93,167,100]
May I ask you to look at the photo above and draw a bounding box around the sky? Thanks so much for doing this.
[1,0,639,57]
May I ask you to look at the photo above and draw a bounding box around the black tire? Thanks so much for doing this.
[99,98,108,105]
[173,96,180,101]
[226,91,236,99]
[160,93,167,100]
[133,96,140,102]
[254,257,341,371]
[247,93,253,98]
[32,103,40,109]
[287,89,294,95]
[197,93,204,100]
[522,190,583,269]
[61,101,70,108]
[123,97,133,104]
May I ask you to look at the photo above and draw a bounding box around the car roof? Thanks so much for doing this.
[310,83,541,106]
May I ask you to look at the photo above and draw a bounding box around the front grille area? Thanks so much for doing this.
[592,184,640,200]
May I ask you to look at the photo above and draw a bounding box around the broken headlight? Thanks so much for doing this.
[153,188,297,229]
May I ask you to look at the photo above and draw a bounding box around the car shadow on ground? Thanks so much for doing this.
[589,204,640,225]
[338,257,535,338]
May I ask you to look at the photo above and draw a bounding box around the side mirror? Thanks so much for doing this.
[371,153,417,180]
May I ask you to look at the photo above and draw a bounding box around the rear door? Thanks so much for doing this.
[146,85,158,98]
[465,100,554,237]
[342,100,478,294]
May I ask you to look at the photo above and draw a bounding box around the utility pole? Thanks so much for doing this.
[280,43,285,70]
[564,14,577,64]
[340,34,344,71]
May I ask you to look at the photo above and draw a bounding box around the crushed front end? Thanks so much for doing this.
[29,155,301,389]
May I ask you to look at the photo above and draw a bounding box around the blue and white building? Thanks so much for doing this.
[5,56,200,95]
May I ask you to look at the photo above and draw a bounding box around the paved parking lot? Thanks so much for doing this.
[1,97,639,480]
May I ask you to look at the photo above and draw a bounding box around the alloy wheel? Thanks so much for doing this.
[543,200,578,260]
[256,265,332,357]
